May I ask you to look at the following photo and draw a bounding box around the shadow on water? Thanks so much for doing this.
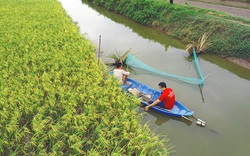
[198,85,205,102]
[82,1,185,51]
[138,105,220,135]
[201,53,250,80]
[137,106,192,127]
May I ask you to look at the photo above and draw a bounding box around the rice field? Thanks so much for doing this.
[0,0,170,155]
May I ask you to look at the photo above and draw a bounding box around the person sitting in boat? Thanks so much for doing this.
[113,62,130,85]
[145,82,175,111]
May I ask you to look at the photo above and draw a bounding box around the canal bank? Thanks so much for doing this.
[174,0,250,69]
[84,0,250,69]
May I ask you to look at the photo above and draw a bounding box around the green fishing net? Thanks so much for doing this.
[125,49,205,85]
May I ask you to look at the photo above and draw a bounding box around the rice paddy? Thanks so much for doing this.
[0,0,170,155]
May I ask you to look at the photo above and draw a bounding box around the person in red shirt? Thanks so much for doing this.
[145,82,175,111]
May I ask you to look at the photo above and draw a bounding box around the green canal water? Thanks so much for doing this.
[59,0,250,155]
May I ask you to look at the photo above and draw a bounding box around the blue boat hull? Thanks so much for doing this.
[123,78,194,117]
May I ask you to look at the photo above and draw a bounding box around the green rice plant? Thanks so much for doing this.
[0,0,171,155]
[186,32,212,54]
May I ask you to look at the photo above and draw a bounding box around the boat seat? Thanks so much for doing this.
[178,110,187,115]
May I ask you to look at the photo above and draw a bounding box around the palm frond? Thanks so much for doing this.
[186,32,212,55]
[106,49,133,71]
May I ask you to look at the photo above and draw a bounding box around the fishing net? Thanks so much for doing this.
[125,49,205,85]
[193,48,205,82]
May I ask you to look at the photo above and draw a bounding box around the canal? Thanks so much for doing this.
[59,0,250,155]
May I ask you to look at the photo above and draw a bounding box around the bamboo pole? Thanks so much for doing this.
[98,35,101,65]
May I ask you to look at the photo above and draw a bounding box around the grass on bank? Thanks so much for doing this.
[85,0,250,59]
[0,0,170,155]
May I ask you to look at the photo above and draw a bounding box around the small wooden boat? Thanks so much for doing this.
[122,78,194,117]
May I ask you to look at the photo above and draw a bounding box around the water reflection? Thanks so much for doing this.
[137,105,192,126]
[201,53,250,80]
[153,113,192,127]
[82,1,185,51]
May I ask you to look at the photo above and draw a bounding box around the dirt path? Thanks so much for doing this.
[174,0,250,19]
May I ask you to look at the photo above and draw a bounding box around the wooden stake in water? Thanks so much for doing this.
[98,35,101,65]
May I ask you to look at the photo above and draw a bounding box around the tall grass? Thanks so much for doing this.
[0,0,170,155]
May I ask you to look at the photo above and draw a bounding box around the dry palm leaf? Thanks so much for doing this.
[186,32,212,54]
